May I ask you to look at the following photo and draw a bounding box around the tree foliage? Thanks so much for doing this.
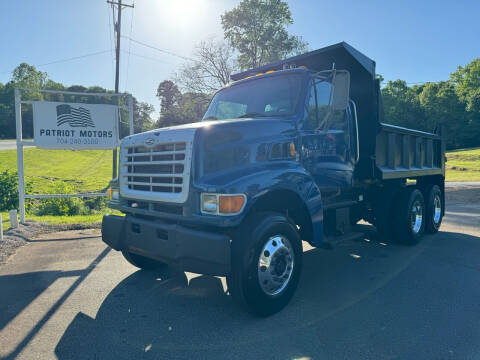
[450,59,480,113]
[156,80,182,113]
[381,59,480,150]
[0,63,155,139]
[157,89,209,128]
[176,38,238,94]
[221,0,308,70]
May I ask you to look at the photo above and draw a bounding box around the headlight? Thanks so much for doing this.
[201,194,218,213]
[201,193,246,215]
[108,188,120,201]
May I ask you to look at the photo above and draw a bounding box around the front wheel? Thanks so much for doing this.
[227,212,303,317]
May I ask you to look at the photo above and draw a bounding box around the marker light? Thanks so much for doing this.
[219,195,246,214]
[108,188,119,201]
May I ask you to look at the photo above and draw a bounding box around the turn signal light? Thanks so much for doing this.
[290,142,296,157]
[219,195,246,214]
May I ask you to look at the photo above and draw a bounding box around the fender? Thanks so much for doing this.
[195,161,325,247]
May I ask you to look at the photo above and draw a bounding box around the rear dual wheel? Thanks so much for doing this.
[424,184,443,234]
[393,184,444,245]
[394,187,426,245]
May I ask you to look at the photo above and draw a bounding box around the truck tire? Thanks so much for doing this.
[424,184,443,234]
[122,250,169,270]
[393,187,425,245]
[227,212,302,317]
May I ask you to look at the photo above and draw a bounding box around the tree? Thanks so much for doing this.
[382,80,427,131]
[176,38,238,94]
[157,92,210,128]
[133,100,155,133]
[156,80,181,113]
[419,82,469,149]
[221,0,308,70]
[450,59,480,113]
[11,63,47,89]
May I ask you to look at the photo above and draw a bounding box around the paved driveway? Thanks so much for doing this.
[0,141,34,151]
[0,201,479,359]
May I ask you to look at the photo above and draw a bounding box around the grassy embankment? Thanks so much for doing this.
[0,147,479,230]
[445,147,480,182]
[0,148,116,230]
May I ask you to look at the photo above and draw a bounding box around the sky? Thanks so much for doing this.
[1,0,479,113]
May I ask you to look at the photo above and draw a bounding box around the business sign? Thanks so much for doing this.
[33,101,119,149]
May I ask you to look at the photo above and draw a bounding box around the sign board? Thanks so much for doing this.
[33,101,119,149]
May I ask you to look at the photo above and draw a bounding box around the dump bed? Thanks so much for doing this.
[375,123,445,180]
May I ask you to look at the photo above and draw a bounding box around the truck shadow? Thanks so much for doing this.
[54,227,478,359]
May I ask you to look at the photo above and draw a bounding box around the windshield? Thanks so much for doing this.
[203,73,304,121]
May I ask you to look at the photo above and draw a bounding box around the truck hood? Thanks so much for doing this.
[192,117,297,183]
[120,117,297,188]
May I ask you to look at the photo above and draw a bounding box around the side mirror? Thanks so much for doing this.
[332,70,350,110]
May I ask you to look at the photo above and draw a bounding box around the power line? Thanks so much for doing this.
[120,50,175,65]
[0,50,111,75]
[121,35,196,62]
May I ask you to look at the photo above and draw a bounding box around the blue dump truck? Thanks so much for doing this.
[102,42,445,316]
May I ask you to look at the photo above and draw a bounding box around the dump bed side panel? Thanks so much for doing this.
[375,123,445,180]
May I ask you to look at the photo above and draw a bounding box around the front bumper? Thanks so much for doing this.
[102,214,231,276]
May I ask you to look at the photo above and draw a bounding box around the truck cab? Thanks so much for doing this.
[102,42,445,316]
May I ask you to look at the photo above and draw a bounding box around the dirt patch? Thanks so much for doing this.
[0,221,100,265]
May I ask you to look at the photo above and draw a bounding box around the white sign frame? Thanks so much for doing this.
[33,101,119,150]
[14,87,134,223]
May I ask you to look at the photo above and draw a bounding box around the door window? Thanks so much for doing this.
[304,80,332,130]
[303,78,351,161]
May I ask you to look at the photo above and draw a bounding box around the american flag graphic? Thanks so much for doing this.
[56,104,95,128]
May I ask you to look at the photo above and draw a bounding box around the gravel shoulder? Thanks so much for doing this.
[0,221,100,265]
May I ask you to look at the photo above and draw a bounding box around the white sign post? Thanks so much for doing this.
[14,88,133,223]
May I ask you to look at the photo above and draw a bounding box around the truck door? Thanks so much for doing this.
[299,77,354,206]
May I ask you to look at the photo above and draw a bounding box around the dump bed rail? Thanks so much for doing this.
[375,123,445,180]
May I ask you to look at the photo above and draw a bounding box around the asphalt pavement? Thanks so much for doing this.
[0,201,479,359]
[0,141,33,151]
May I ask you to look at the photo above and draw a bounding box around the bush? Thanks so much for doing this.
[35,182,88,216]
[84,195,108,213]
[0,170,19,211]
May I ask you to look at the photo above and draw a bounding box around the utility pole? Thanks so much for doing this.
[107,0,134,178]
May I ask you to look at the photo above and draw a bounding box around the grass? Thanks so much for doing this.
[0,148,113,194]
[0,148,114,231]
[445,147,480,181]
[1,210,122,232]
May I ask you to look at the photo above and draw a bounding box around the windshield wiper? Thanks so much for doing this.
[238,112,268,118]
[203,116,217,120]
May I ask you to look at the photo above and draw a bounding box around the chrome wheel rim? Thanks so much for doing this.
[258,235,294,296]
[411,200,423,234]
[433,194,442,224]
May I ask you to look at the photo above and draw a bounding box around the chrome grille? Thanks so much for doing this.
[124,142,186,193]
[120,129,194,204]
